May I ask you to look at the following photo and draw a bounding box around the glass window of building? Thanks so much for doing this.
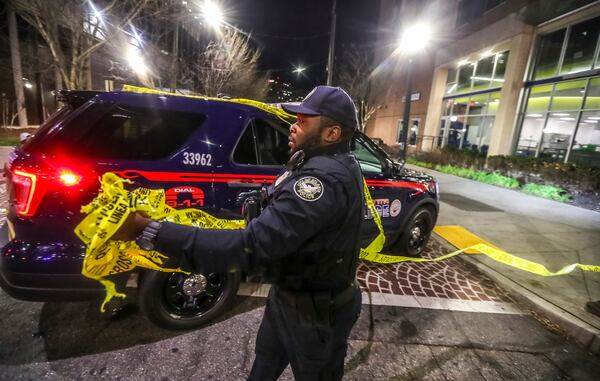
[439,91,500,153]
[443,99,454,116]
[487,92,501,115]
[472,56,494,90]
[517,115,545,157]
[584,77,600,109]
[457,63,474,93]
[550,80,586,112]
[468,93,489,115]
[491,52,508,88]
[540,114,577,161]
[467,116,494,154]
[446,68,458,94]
[572,110,600,166]
[452,97,469,115]
[524,85,553,114]
[517,77,600,166]
[560,16,600,75]
[446,51,508,95]
[532,29,566,80]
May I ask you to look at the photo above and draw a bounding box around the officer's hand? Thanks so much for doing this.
[236,190,260,206]
[112,211,152,241]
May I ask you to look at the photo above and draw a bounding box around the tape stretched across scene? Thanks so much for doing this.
[76,173,600,312]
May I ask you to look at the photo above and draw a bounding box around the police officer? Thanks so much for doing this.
[115,86,364,380]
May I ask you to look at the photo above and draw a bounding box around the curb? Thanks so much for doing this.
[432,233,600,355]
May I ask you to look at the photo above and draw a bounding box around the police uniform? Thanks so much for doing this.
[148,86,364,380]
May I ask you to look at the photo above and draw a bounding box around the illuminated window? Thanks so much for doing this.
[560,17,600,75]
[516,77,600,166]
[532,29,566,80]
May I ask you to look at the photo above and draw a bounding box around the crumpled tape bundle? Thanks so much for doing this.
[75,172,245,311]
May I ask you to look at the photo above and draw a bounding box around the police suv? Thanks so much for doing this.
[0,89,439,330]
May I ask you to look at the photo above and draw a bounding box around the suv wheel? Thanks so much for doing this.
[394,207,434,257]
[139,269,241,330]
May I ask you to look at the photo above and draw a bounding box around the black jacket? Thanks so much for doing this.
[154,141,364,291]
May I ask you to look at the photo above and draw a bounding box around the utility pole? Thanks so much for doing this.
[326,0,337,86]
[8,7,28,128]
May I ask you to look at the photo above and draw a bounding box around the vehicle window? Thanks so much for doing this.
[68,105,205,160]
[21,106,74,151]
[233,123,258,165]
[254,119,290,166]
[352,136,384,173]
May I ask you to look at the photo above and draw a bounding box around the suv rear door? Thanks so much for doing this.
[215,115,290,217]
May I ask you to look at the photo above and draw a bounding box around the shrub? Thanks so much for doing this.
[410,149,599,193]
[522,183,570,202]
[436,165,519,189]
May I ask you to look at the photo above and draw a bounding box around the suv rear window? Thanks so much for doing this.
[42,104,206,160]
[21,106,74,151]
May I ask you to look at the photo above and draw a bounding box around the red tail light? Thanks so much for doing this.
[12,170,37,216]
[8,159,93,217]
[58,170,82,186]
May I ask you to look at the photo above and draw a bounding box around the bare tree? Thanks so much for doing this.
[334,45,382,132]
[180,29,268,100]
[7,6,28,127]
[12,0,150,90]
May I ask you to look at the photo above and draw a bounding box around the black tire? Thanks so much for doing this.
[138,269,241,330]
[393,207,434,257]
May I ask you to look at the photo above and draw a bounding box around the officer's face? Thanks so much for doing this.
[288,113,322,153]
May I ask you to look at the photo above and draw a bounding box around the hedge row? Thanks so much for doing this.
[411,148,600,193]
[406,158,570,202]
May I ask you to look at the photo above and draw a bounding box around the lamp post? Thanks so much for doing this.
[397,23,431,162]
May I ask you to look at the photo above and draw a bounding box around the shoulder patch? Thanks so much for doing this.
[293,176,324,202]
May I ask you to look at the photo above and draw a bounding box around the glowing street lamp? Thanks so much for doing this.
[202,0,224,29]
[398,23,432,54]
[126,47,148,75]
[397,22,432,162]
[293,66,305,76]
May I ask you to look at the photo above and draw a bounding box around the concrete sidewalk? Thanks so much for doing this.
[406,163,600,353]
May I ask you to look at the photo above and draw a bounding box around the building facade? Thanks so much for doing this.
[368,0,600,167]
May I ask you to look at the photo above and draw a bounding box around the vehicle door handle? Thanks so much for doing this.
[227,181,262,189]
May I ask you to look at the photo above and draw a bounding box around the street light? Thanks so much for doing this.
[126,47,148,75]
[397,22,432,162]
[293,66,306,76]
[202,0,224,29]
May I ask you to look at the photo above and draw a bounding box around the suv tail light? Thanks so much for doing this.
[7,158,94,217]
[12,170,37,216]
[58,170,82,187]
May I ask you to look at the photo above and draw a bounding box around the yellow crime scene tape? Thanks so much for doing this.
[76,173,600,312]
[121,85,294,124]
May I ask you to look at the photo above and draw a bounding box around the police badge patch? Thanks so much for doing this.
[293,177,324,202]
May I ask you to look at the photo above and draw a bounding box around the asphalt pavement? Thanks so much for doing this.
[1,290,600,380]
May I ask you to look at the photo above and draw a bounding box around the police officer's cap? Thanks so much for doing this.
[282,86,358,130]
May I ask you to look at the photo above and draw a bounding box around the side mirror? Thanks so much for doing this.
[19,132,32,143]
[392,160,404,175]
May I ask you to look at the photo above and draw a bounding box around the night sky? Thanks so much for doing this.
[230,0,382,91]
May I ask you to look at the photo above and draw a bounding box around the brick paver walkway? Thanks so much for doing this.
[357,239,514,303]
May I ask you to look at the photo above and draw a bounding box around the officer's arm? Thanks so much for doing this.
[154,174,345,274]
